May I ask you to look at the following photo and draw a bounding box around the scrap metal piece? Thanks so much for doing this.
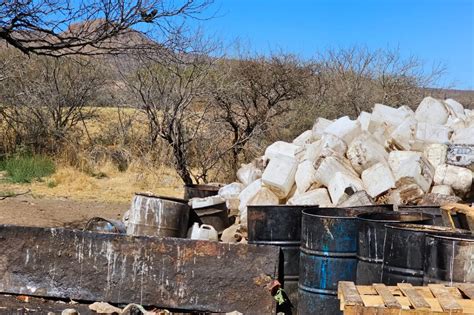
[0,224,279,314]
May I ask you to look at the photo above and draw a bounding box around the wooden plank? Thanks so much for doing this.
[361,295,384,308]
[457,299,474,314]
[394,296,413,310]
[448,286,464,299]
[417,287,435,299]
[428,284,463,313]
[339,281,363,307]
[424,297,444,312]
[441,206,457,229]
[456,283,474,299]
[357,285,378,295]
[373,284,402,309]
[397,283,431,310]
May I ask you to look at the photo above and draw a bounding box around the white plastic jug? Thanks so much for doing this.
[187,223,218,241]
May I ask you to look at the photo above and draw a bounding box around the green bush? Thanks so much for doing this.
[0,155,55,183]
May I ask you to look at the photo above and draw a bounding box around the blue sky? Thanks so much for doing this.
[194,0,473,90]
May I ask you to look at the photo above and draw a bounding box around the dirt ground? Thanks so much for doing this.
[0,194,129,229]
[0,164,184,228]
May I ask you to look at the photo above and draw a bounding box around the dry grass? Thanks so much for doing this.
[0,161,184,203]
[0,107,192,203]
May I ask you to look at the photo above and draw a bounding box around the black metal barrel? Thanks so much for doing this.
[424,233,474,284]
[298,208,361,315]
[382,224,467,285]
[397,205,457,227]
[183,184,221,200]
[348,204,394,213]
[356,212,434,285]
[248,205,314,311]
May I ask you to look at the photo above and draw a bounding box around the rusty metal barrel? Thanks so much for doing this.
[356,212,434,285]
[126,193,190,238]
[424,233,474,284]
[382,224,467,285]
[298,207,361,315]
[248,205,314,311]
[183,184,229,232]
[183,184,221,200]
[397,205,462,228]
[84,217,127,234]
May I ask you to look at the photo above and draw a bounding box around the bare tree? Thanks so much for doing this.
[121,43,213,184]
[210,54,311,172]
[0,49,107,152]
[315,47,446,117]
[0,0,212,56]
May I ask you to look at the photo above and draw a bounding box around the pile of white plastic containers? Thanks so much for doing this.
[217,97,474,229]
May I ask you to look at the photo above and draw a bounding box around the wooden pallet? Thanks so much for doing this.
[441,203,474,231]
[338,281,474,314]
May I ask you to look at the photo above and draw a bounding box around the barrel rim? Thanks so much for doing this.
[385,223,468,234]
[134,193,188,205]
[396,205,441,209]
[426,232,474,242]
[183,184,222,191]
[247,205,318,210]
[356,211,434,223]
[302,207,361,219]
[347,204,394,209]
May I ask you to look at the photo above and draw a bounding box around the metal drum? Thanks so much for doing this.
[84,217,127,234]
[126,193,190,238]
[348,204,394,213]
[424,233,474,284]
[298,208,361,315]
[356,212,434,285]
[248,205,314,312]
[382,224,467,285]
[183,184,221,200]
[397,205,458,227]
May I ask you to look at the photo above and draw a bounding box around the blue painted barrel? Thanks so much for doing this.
[298,208,361,315]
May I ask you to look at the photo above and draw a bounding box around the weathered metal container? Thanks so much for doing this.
[348,204,393,213]
[183,184,221,200]
[356,212,434,285]
[382,224,467,285]
[194,206,229,233]
[248,205,314,311]
[126,193,190,238]
[83,217,126,234]
[424,233,474,285]
[298,207,361,315]
[397,205,451,227]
